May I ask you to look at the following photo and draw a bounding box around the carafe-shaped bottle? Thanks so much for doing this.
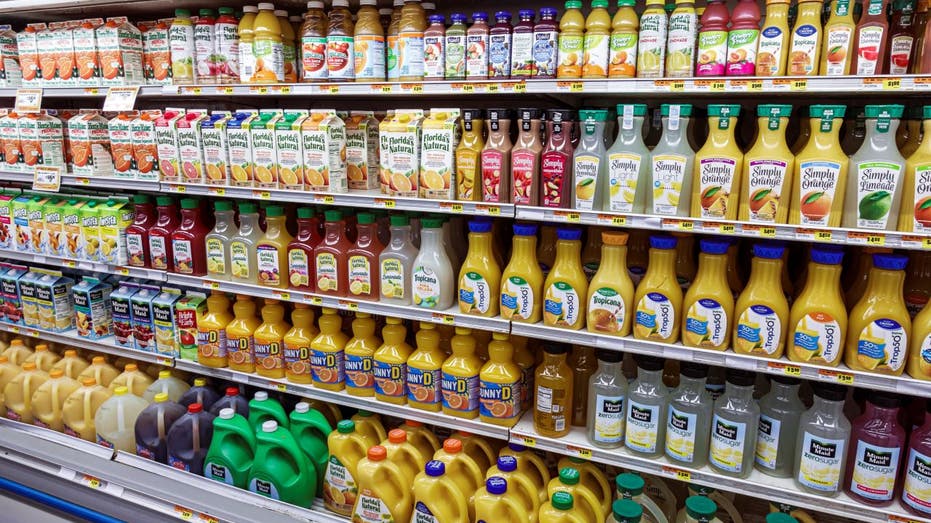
[902,401,931,517]
[682,239,733,350]
[206,201,235,280]
[534,343,573,437]
[794,383,851,496]
[347,212,384,300]
[733,243,789,358]
[626,355,668,458]
[691,104,743,220]
[458,220,501,316]
[411,218,454,309]
[633,235,682,342]
[697,0,730,76]
[588,231,635,336]
[501,223,543,324]
[665,0,698,77]
[739,105,794,223]
[606,104,650,213]
[572,110,609,211]
[649,105,694,216]
[171,198,209,276]
[790,105,849,228]
[708,370,760,478]
[379,215,417,305]
[256,205,293,289]
[844,105,906,231]
[230,203,262,284]
[666,362,713,468]
[820,0,857,75]
[788,246,848,366]
[756,375,805,477]
[542,228,588,330]
[287,207,322,292]
[844,392,906,505]
[149,197,179,272]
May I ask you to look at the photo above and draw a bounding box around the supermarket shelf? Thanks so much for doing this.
[1,171,160,192]
[173,359,512,440]
[516,206,931,251]
[0,248,168,281]
[0,321,173,366]
[0,86,165,98]
[511,322,931,396]
[509,412,931,523]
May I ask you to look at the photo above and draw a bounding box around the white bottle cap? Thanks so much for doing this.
[254,391,268,401]
[294,402,310,413]
[394,0,404,6]
[243,5,258,13]
[274,9,288,17]
[308,1,324,8]
[262,420,277,432]
[332,0,349,6]
[423,1,435,7]
[360,0,377,5]
[379,8,393,15]
[219,408,235,420]
[257,3,275,11]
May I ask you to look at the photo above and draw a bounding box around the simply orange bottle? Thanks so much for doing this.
[479,333,523,426]
[325,420,373,516]
[226,295,262,373]
[77,357,119,388]
[198,291,232,368]
[351,445,415,523]
[373,317,413,405]
[4,362,48,424]
[254,299,290,379]
[284,304,318,385]
[61,378,112,441]
[31,369,80,431]
[51,350,90,380]
[820,0,856,75]
[310,307,347,390]
[407,322,444,411]
[345,313,381,397]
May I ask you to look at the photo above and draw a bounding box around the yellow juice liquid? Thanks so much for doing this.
[198,291,232,368]
[254,299,290,379]
[309,307,346,390]
[284,304,318,385]
[226,295,261,373]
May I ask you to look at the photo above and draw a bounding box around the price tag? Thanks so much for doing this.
[275,291,291,301]
[767,361,802,377]
[198,514,219,523]
[566,444,592,459]
[759,227,775,237]
[431,313,455,325]
[324,84,340,94]
[915,78,931,90]
[251,86,269,95]
[63,260,76,268]
[556,211,581,223]
[889,514,925,523]
[814,230,833,242]
[596,214,626,226]
[461,83,475,93]
[275,382,288,392]
[311,297,323,306]
[818,369,854,385]
[487,83,500,93]
[216,86,234,95]
[118,267,131,276]
[884,77,902,90]
[661,466,691,482]
[791,78,807,91]
[514,433,536,447]
[204,281,220,290]
[32,166,61,192]
[84,88,100,95]
[695,79,725,91]
[102,86,139,112]
[848,231,885,246]
[719,223,736,234]
[451,203,463,213]
[79,474,104,489]
[208,187,226,196]
[174,505,195,521]
[278,86,292,94]
[252,190,270,199]
[14,88,42,113]
[373,84,393,94]
[75,177,90,185]
[556,81,584,92]
[374,198,396,208]
[168,184,186,194]
[156,356,172,366]
[662,218,693,231]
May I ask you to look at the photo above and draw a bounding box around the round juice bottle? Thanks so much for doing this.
[587,231,635,336]
[347,212,384,301]
[900,105,931,234]
[665,0,698,77]
[534,8,560,78]
[844,392,906,505]
[374,317,413,405]
[274,9,297,82]
[386,0,403,80]
[287,207,322,292]
[820,0,856,75]
[787,0,823,76]
[355,0,386,82]
[252,3,284,83]
[308,307,345,389]
[845,253,911,375]
[226,295,261,373]
[195,9,217,84]
[238,6,258,83]
[445,13,467,79]
[682,238,734,351]
[637,0,669,77]
[345,312,381,396]
[256,205,293,289]
[511,9,536,79]
[843,105,906,231]
[691,104,743,220]
[633,235,682,343]
[738,104,795,224]
[398,0,427,81]
[458,220,501,317]
[542,227,588,330]
[254,299,290,379]
[215,8,240,84]
[788,246,847,366]
[466,12,490,80]
[557,1,585,78]
[170,9,195,83]
[500,223,543,324]
[609,0,639,78]
[479,333,522,426]
[756,0,791,76]
[734,243,789,358]
[546,468,605,522]
[726,0,761,76]
[789,105,849,228]
[198,291,232,368]
[902,401,931,517]
[441,327,483,419]
[299,1,328,82]
[582,0,612,78]
[696,0,729,76]
[534,343,573,437]
[315,210,352,296]
[407,322,444,411]
[648,104,695,217]
[326,0,354,81]
[488,11,513,78]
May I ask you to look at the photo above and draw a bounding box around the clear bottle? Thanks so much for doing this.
[665,362,713,468]
[252,3,285,83]
[411,218,454,309]
[625,355,668,458]
[229,203,262,284]
[845,391,906,505]
[649,104,695,217]
[903,400,931,517]
[587,350,626,449]
[606,103,650,213]
[380,215,418,305]
[637,0,669,77]
[534,343,573,438]
[355,0,386,82]
[755,375,805,478]
[205,201,235,281]
[794,383,851,496]
[708,369,760,478]
[194,9,218,84]
[572,109,609,211]
[300,1,328,82]
[570,346,598,427]
[665,0,699,77]
[398,0,427,81]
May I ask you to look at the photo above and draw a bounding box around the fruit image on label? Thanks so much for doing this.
[857,319,907,372]
[582,33,608,77]
[735,305,782,355]
[798,432,845,492]
[380,258,405,300]
[665,11,696,76]
[850,440,900,501]
[697,30,727,76]
[324,456,358,515]
[747,160,787,222]
[756,27,784,76]
[373,360,406,398]
[479,380,519,419]
[557,34,583,78]
[442,373,479,412]
[459,272,492,314]
[856,161,902,229]
[608,152,641,212]
[666,406,697,462]
[797,160,841,225]
[637,14,667,77]
[412,265,441,308]
[543,281,581,327]
[288,249,310,288]
[311,349,344,385]
[903,449,931,514]
[824,27,852,75]
[626,400,660,453]
[651,154,688,215]
[316,252,339,293]
[698,157,737,218]
[684,298,728,348]
[855,27,884,75]
[501,276,534,320]
[710,415,748,473]
[792,312,843,364]
[912,165,931,232]
[588,288,625,334]
[407,367,441,404]
[608,33,637,77]
[889,35,913,74]
[755,415,781,470]
[635,292,676,340]
[726,29,759,75]
[345,354,374,391]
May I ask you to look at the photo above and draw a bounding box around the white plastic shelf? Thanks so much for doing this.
[0,248,167,282]
[0,321,173,366]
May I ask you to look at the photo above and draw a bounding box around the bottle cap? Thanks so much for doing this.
[812,382,847,401]
[616,103,647,117]
[220,7,236,15]
[615,472,645,496]
[558,467,580,485]
[388,428,407,443]
[297,207,315,219]
[613,499,644,522]
[649,234,677,249]
[810,246,844,265]
[257,3,275,10]
[188,403,203,413]
[158,370,171,379]
[617,0,636,6]
[497,455,518,472]
[367,445,387,460]
[472,11,488,20]
[769,373,800,386]
[680,361,709,379]
[757,104,793,118]
[254,391,268,401]
[337,420,356,433]
[180,198,199,209]
[593,0,610,6]
[239,202,257,214]
[442,438,463,453]
[557,227,582,241]
[390,215,410,227]
[508,442,527,452]
[765,513,799,523]
[451,13,468,23]
[113,386,128,396]
[596,349,623,363]
[175,9,191,17]
[219,408,235,420]
[565,0,584,8]
[324,210,343,221]
[49,369,64,379]
[540,7,559,16]
[425,460,446,477]
[579,109,609,122]
[421,218,443,228]
[125,364,137,371]
[543,342,570,355]
[753,243,785,259]
[869,391,902,409]
[635,354,664,371]
[726,368,756,386]
[513,223,538,236]
[809,105,847,119]
[133,194,153,204]
[602,231,629,245]
[468,220,493,233]
[225,386,239,396]
[92,356,106,364]
[865,104,905,119]
[265,205,284,217]
[519,9,536,18]
[82,377,97,386]
[294,402,310,413]
[200,9,217,16]
[429,14,445,24]
[552,491,574,510]
[495,10,512,19]
[273,9,287,16]
[708,104,741,118]
[486,476,508,494]
[873,253,908,271]
[151,392,167,403]
[699,238,730,254]
[685,495,718,518]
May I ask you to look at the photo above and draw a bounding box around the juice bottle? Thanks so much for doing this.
[308,307,345,389]
[379,215,417,305]
[251,3,284,83]
[197,291,232,368]
[315,210,352,296]
[31,369,79,431]
[888,0,916,74]
[25,345,60,373]
[569,346,597,427]
[382,428,428,480]
[843,105,906,231]
[540,491,587,523]
[374,317,412,405]
[501,223,543,324]
[547,468,605,522]
[171,198,209,276]
[62,377,112,441]
[556,456,612,514]
[423,14,446,79]
[412,218,455,309]
[756,375,805,478]
[299,1,327,82]
[345,313,380,396]
[441,327,482,419]
[637,0,669,77]
[406,323,443,411]
[534,8,560,78]
[534,343,573,437]
[194,9,217,84]
[500,443,550,496]
[739,105,794,223]
[78,357,119,388]
[678,496,719,523]
[542,228,588,330]
[900,106,931,233]
[634,236,682,343]
[585,350,626,449]
[486,456,543,516]
[609,493,650,523]
[179,378,219,410]
[229,203,261,284]
[475,477,534,521]
[697,0,729,76]
[444,13,467,79]
[413,460,470,523]
[488,11,513,78]
[608,0,639,78]
[481,108,513,203]
[149,196,179,272]
[355,0,386,82]
[226,295,261,373]
[511,9,536,78]
[325,0,354,81]
[821,0,857,76]
[844,392,906,505]
[274,9,297,83]
[663,361,712,468]
[649,104,695,217]
[3,340,32,366]
[324,420,370,515]
[902,401,931,517]
[351,410,387,444]
[850,0,890,74]
[708,369,760,479]
[789,105,849,228]
[208,387,249,417]
[583,0,612,78]
[94,386,148,452]
[239,5,258,83]
[256,205,293,289]
[734,243,789,358]
[794,383,851,496]
[288,207,322,292]
[109,364,153,397]
[625,355,668,458]
[170,9,195,83]
[126,195,156,268]
[467,12,490,80]
[691,105,743,220]
[205,201,234,280]
[845,253,911,375]
[397,0,427,81]
[558,1,585,78]
[214,7,240,84]
[352,446,414,523]
[254,299,290,379]
[541,110,576,208]
[479,334,522,426]
[458,220,501,316]
[135,392,186,463]
[248,391,288,430]
[425,439,482,511]
[606,104,649,213]
[204,408,255,488]
[787,0,824,75]
[572,110,609,211]
[385,0,403,80]
[665,0,698,77]
[248,420,314,507]
[512,109,544,206]
[281,303,316,384]
[398,420,439,459]
[0,357,19,406]
[756,0,791,75]
[456,109,485,202]
[788,246,848,366]
[726,0,761,75]
[290,402,331,492]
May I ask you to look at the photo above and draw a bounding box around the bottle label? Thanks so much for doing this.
[609,32,638,77]
[511,150,538,205]
[226,334,254,367]
[824,26,853,75]
[696,30,728,76]
[651,154,688,215]
[637,13,667,77]
[149,236,168,270]
[316,252,339,293]
[168,24,195,82]
[746,159,788,222]
[253,340,283,372]
[796,160,842,226]
[557,34,583,77]
[288,249,310,288]
[423,35,444,79]
[127,233,145,267]
[851,440,901,501]
[387,35,400,80]
[593,394,625,444]
[215,22,239,81]
[256,245,281,286]
[399,31,425,79]
[665,406,698,462]
[544,281,582,327]
[413,502,439,523]
[532,30,558,77]
[912,164,931,233]
[194,24,216,81]
[511,31,534,77]
[324,456,357,515]
[489,33,512,77]
[197,328,227,360]
[172,239,193,274]
[239,38,256,82]
[540,150,570,207]
[889,35,914,74]
[311,348,345,385]
[573,154,601,210]
[230,241,249,279]
[904,448,931,514]
[697,157,737,218]
[206,237,225,275]
[479,379,520,419]
[253,39,284,82]
[857,319,907,373]
[348,255,372,297]
[444,35,465,78]
[735,305,782,355]
[757,26,785,76]
[635,292,676,340]
[855,161,903,229]
[301,36,328,81]
[373,360,406,398]
[582,33,608,77]
[755,414,781,470]
[352,490,392,523]
[326,35,354,79]
[407,367,441,404]
[798,432,845,491]
[710,414,748,473]
[855,26,885,75]
[792,312,843,365]
[459,271,492,314]
[665,12,697,76]
[684,298,728,348]
[481,149,505,202]
[608,152,642,213]
[380,258,405,300]
[442,372,480,412]
[788,24,820,75]
[588,287,626,334]
[725,29,759,75]
[204,462,234,485]
[411,265,441,308]
[916,333,931,378]
[168,454,191,472]
[354,35,385,81]
[345,353,374,391]
[626,400,660,453]
[466,33,489,78]
[536,384,570,433]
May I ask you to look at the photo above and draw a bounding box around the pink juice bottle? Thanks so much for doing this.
[903,401,931,517]
[726,0,761,75]
[845,392,906,507]
[696,0,730,76]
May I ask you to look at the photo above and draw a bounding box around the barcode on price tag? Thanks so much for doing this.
[102,86,139,112]
[33,166,61,192]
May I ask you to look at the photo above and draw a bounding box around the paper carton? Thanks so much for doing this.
[226,110,257,187]
[0,191,11,250]
[345,111,380,191]
[68,111,113,176]
[175,292,207,361]
[43,199,67,256]
[15,24,43,86]
[18,270,42,327]
[35,271,74,332]
[275,110,308,191]
[0,264,28,324]
[130,284,159,352]
[110,281,138,347]
[108,112,137,177]
[131,109,162,181]
[0,111,22,173]
[420,109,460,199]
[202,111,232,185]
[176,110,209,183]
[250,110,281,189]
[36,23,58,85]
[72,277,112,339]
[19,112,66,172]
[72,19,103,86]
[155,109,185,182]
[98,198,132,265]
[152,288,182,357]
[0,25,22,88]
[79,200,101,261]
[95,17,144,86]
[380,109,423,197]
[140,19,172,85]
[61,198,86,260]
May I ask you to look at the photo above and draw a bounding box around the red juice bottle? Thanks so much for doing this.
[171,198,210,276]
[533,8,559,78]
[540,109,575,208]
[888,0,917,74]
[314,210,352,297]
[148,196,179,271]
[346,212,385,301]
[697,0,730,76]
[287,207,322,292]
[126,194,156,268]
[850,0,891,74]
[845,391,906,506]
[726,0,761,75]
[903,401,931,517]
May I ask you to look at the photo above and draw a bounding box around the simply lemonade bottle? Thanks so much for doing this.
[691,105,743,220]
[649,104,695,216]
[739,105,794,224]
[543,228,588,330]
[634,235,682,342]
[790,105,849,228]
[587,231,635,336]
[682,238,734,351]
[789,246,848,366]
[733,243,790,358]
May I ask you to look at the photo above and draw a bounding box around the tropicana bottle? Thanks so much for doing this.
[739,104,795,224]
[649,104,694,216]
[788,246,848,367]
[692,105,743,220]
[789,105,849,228]
[587,231,635,336]
[543,227,588,330]
[733,243,789,358]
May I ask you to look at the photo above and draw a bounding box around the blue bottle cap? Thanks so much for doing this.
[649,234,678,250]
[451,13,467,23]
[810,246,844,265]
[519,9,536,18]
[699,238,730,255]
[425,460,446,477]
[508,442,527,452]
[873,253,908,271]
[472,11,488,20]
[753,243,785,259]
[495,11,512,19]
[513,223,538,236]
[486,476,507,494]
[468,220,493,233]
[497,456,518,472]
[540,7,559,17]
[557,227,582,241]
[428,14,445,24]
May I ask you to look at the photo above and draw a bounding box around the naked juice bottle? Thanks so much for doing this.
[787,0,824,76]
[682,238,734,351]
[256,205,293,289]
[820,0,856,75]
[633,235,682,343]
[543,228,588,330]
[789,105,849,228]
[739,104,795,224]
[456,109,485,202]
[691,104,744,220]
[788,246,848,367]
[846,253,911,375]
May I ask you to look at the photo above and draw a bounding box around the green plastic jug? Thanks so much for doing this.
[203,408,256,488]
[248,420,316,507]
[289,401,333,494]
[248,391,288,430]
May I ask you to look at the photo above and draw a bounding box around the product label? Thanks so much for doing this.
[215,21,239,82]
[193,23,215,81]
[229,241,249,279]
[536,384,570,433]
[253,39,284,82]
[696,30,727,76]
[889,35,913,74]
[398,31,425,79]
[609,32,637,77]
[326,35,354,79]
[857,319,907,373]
[533,30,558,77]
[172,239,193,274]
[387,35,399,80]
[407,367,441,405]
[903,448,931,514]
[352,491,393,523]
[710,414,748,473]
[797,160,842,226]
[412,265,442,308]
[345,354,374,391]
[169,454,191,472]
[593,394,625,444]
[912,164,931,232]
[557,34,583,77]
[684,298,728,348]
[288,249,310,288]
[479,379,520,419]
[855,161,903,229]
[149,236,168,270]
[205,462,234,485]
[788,24,820,75]
[666,406,698,463]
[323,457,357,515]
[666,12,697,75]
[735,304,782,355]
[798,432,845,491]
[755,414,781,470]
[637,13,667,77]
[626,400,660,453]
[511,150,538,205]
[354,34,385,81]
[444,35,465,78]
[697,157,737,218]
[544,281,582,327]
[651,154,688,215]
[459,271,492,314]
[481,149,505,202]
[757,26,785,76]
[746,159,788,222]
[373,360,406,398]
[197,328,226,360]
[226,334,254,368]
[423,35,444,79]
[792,312,843,365]
[582,33,608,77]
[488,33,511,77]
[347,255,372,297]
[127,233,145,266]
[511,31,534,77]
[824,26,853,75]
[855,27,885,75]
[380,258,405,300]
[635,292,676,340]
[256,245,281,287]
[466,33,488,78]
[540,150,570,207]
[311,348,344,385]
[588,287,626,334]
[442,372,480,412]
[573,154,601,210]
[254,339,283,372]
[850,440,901,501]
[316,252,339,293]
[301,36,327,81]
[608,152,642,212]
[726,29,759,75]
[917,333,931,378]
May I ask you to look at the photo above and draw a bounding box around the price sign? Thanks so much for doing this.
[374,198,396,208]
[102,86,139,112]
[513,433,536,447]
[451,203,463,213]
[156,356,173,366]
[33,166,61,192]
[274,291,291,301]
[661,466,691,482]
[814,230,833,242]
[818,369,854,385]
[566,444,592,459]
[275,382,288,392]
[662,218,693,231]
[767,361,801,377]
[252,190,271,199]
[431,313,455,325]
[207,187,226,196]
[373,84,393,94]
[324,84,340,94]
[15,88,42,113]
[555,211,581,223]
[174,505,195,521]
[556,81,584,92]
[79,474,104,489]
[597,214,626,226]
[216,86,234,95]
[848,231,885,246]
[791,78,807,91]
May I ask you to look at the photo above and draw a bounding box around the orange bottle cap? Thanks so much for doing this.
[368,445,387,461]
[443,438,463,453]
[388,429,407,443]
[64,350,78,357]
[125,364,137,371]
[82,377,96,386]
[22,362,36,371]
[49,369,64,378]
[405,420,423,427]
[92,356,106,363]
[602,231,629,246]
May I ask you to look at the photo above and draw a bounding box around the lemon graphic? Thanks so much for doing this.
[576,179,596,201]
[667,192,680,207]
[623,187,636,204]
[413,294,422,305]
[290,272,302,286]
[349,280,364,295]
[667,50,691,71]
[653,187,665,200]
[639,51,659,70]
[382,282,395,298]
[610,184,621,197]
[207,258,218,273]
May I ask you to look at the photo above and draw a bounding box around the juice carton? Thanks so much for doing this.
[275,110,308,191]
[381,109,423,198]
[131,110,162,181]
[0,110,22,173]
[62,198,86,259]
[98,198,133,265]
[111,281,139,347]
[72,277,112,339]
[227,110,258,187]
[51,21,79,87]
[420,109,461,199]
[96,17,144,86]
[35,271,74,332]
[0,25,22,88]
[72,19,103,86]
[140,19,172,85]
[0,191,12,250]
[152,288,182,357]
[320,112,347,193]
[25,195,49,254]
[68,111,114,176]
[130,284,159,352]
[250,110,282,189]
[19,112,66,173]
[108,112,138,177]
[155,108,185,182]
[345,111,380,191]
[301,110,347,193]
[175,292,207,361]
[44,199,67,256]
[80,200,101,261]
[36,23,59,85]
[15,24,44,86]
[19,270,42,327]
[202,111,232,185]
[177,110,209,183]
[11,195,32,252]
[0,264,28,324]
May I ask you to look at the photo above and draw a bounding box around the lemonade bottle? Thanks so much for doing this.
[787,0,823,76]
[352,445,415,523]
[31,369,80,431]
[109,364,153,397]
[142,371,190,403]
[665,0,698,77]
[734,243,789,358]
[94,386,149,451]
[789,105,849,228]
[547,468,605,522]
[305,307,342,389]
[609,0,639,77]
[691,105,743,220]
[230,203,263,284]
[557,1,585,78]
[254,299,290,379]
[0,357,19,406]
[634,236,682,343]
[843,105,906,231]
[501,223,543,324]
[583,0,612,78]
[458,220,501,317]
[62,378,112,441]
[78,356,119,388]
[406,323,443,411]
[441,327,483,419]
[345,313,380,396]
[380,215,417,305]
[25,344,59,373]
[637,0,668,77]
[226,295,261,373]
[588,231,635,336]
[845,253,911,375]
[708,369,760,479]
[413,460,470,523]
[252,3,284,83]
[51,350,89,380]
[283,304,317,385]
[350,410,387,444]
[487,456,542,518]
[479,333,522,426]
[170,9,196,83]
[543,228,588,330]
[325,420,370,515]
[738,105,795,224]
[475,477,534,521]
[789,246,848,366]
[820,0,856,75]
[205,201,235,280]
[374,317,412,404]
[649,105,695,216]
[198,291,232,368]
[794,383,850,496]
[239,6,259,82]
[256,205,293,289]
[2,339,32,366]
[534,343,573,438]
[606,104,650,213]
[626,355,668,457]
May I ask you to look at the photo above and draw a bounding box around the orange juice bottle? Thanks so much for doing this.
[352,446,414,523]
[682,238,734,351]
[109,364,153,397]
[78,356,119,388]
[458,220,501,317]
[433,438,486,512]
[820,0,856,75]
[61,377,112,441]
[198,291,233,368]
[254,299,290,379]
[479,333,522,426]
[788,246,848,366]
[556,457,612,515]
[309,307,346,390]
[400,420,439,458]
[2,339,33,366]
[534,343,573,438]
[350,410,387,444]
[846,253,911,375]
[412,460,470,523]
[252,3,285,83]
[4,362,48,424]
[25,344,60,372]
[227,295,262,373]
[557,0,585,78]
[441,327,483,419]
[345,312,380,397]
[487,455,543,516]
[383,428,428,482]
[609,0,640,78]
[734,243,790,358]
[32,369,80,431]
[0,357,19,406]
[540,492,588,523]
[407,322,444,411]
[238,6,258,82]
[256,205,293,289]
[789,105,849,228]
[51,350,89,380]
[475,477,534,522]
[633,235,683,343]
[325,420,373,516]
[787,0,823,76]
[374,317,413,405]
[582,0,612,78]
[500,443,551,499]
[542,228,588,330]
[452,430,499,471]
[282,304,317,385]
[547,467,606,522]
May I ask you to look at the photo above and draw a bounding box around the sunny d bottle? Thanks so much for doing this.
[501,223,543,323]
[373,317,412,405]
[682,238,733,351]
[649,104,694,216]
[789,246,848,366]
[441,328,483,419]
[345,313,380,396]
[609,0,639,77]
[845,392,906,505]
[634,235,682,342]
[412,218,454,309]
[756,0,791,75]
[479,333,522,426]
[692,105,743,220]
[843,105,906,231]
[708,369,760,478]
[587,231,635,336]
[226,295,261,373]
[637,0,668,77]
[846,253,911,375]
[458,220,501,317]
[902,402,931,517]
[665,362,713,468]
[406,323,444,411]
[543,228,588,330]
[254,300,290,379]
[607,104,650,213]
[820,0,856,75]
[790,105,849,228]
[739,105,794,223]
[626,355,668,458]
[734,243,789,358]
[794,383,850,496]
[665,0,698,77]
[304,307,340,389]
[755,375,805,477]
[198,291,232,368]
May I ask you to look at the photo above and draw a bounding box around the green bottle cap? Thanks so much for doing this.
[551,491,574,510]
[239,203,257,214]
[685,495,718,520]
[615,473,645,497]
[265,205,284,217]
[132,194,152,204]
[864,104,905,119]
[324,210,343,221]
[180,198,199,209]
[612,499,644,522]
[357,212,375,224]
[558,467,580,485]
[297,207,315,219]
[765,514,799,523]
[214,201,233,211]
[390,215,410,226]
[156,196,174,206]
[616,104,648,117]
[337,420,355,433]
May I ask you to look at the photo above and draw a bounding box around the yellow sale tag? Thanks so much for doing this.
[517,434,536,447]
[884,78,901,90]
[711,80,725,91]
[768,362,801,376]
[76,177,90,185]
[157,356,172,366]
[567,445,592,459]
[275,383,287,392]
[791,79,807,91]
[324,196,335,204]
[749,80,763,91]
[462,84,475,93]
[174,506,194,520]
[326,85,340,94]
[814,230,832,242]
[312,297,323,305]
[172,185,186,193]
[375,84,392,93]
[218,86,234,95]
[719,223,735,234]
[277,292,291,301]
[81,474,102,489]
[513,83,527,93]
[451,203,463,213]
[819,369,854,385]
[118,268,130,276]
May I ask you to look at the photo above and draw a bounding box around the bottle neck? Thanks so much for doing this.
[468,231,494,257]
[543,352,567,367]
[511,235,538,261]
[813,397,845,417]
[662,116,690,146]
[355,223,376,247]
[809,117,843,147]
[180,208,200,225]
[325,220,345,244]
[157,206,178,225]
[863,402,900,422]
[390,225,411,247]
[617,116,646,145]
[805,262,842,293]
[214,210,234,229]
[678,375,707,392]
[352,318,376,337]
[747,257,783,288]
[864,267,905,297]
[769,382,800,402]
[597,360,623,376]
[554,239,582,265]
[764,1,790,21]
[646,248,677,279]
[697,253,729,285]
[265,216,284,235]
[420,228,442,250]
[862,118,900,152]
[706,118,737,147]
[600,244,628,273]
[755,117,788,148]
[296,217,315,241]
[637,368,664,386]
[238,213,259,234]
[725,383,755,402]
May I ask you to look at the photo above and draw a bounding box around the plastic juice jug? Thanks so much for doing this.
[788,246,848,366]
[230,203,262,284]
[345,313,380,397]
[0,357,19,406]
[251,3,284,83]
[172,198,209,276]
[572,110,609,212]
[290,401,331,490]
[734,244,789,358]
[540,491,588,523]
[382,428,428,483]
[487,455,542,518]
[379,214,417,305]
[170,9,196,83]
[254,299,290,379]
[845,253,911,375]
[757,0,792,75]
[195,9,218,84]
[633,235,683,343]
[610,499,647,523]
[844,392,905,505]
[62,378,111,441]
[534,343,573,438]
[346,212,383,301]
[288,207,323,292]
[479,334,523,426]
[608,0,639,78]
[52,350,89,380]
[820,0,856,75]
[581,0,612,78]
[25,344,60,373]
[542,228,588,330]
[226,295,261,374]
[299,1,327,82]
[306,307,344,389]
[373,317,412,405]
[109,364,153,398]
[197,291,232,369]
[179,379,220,411]
[249,391,288,430]
[615,473,670,523]
[134,392,186,463]
[404,324,442,411]
[325,420,374,516]
[2,339,32,366]
[210,386,249,417]
[31,369,79,431]
[249,420,314,507]
[637,0,669,77]
[433,438,485,507]
[411,218,454,309]
[708,370,760,479]
[682,239,734,351]
[475,476,534,521]
[166,403,216,474]
[95,386,148,452]
[726,0,761,76]
[352,445,414,523]
[204,408,256,488]
[588,231,635,336]
[554,458,610,514]
[850,0,890,74]
[501,223,543,324]
[412,460,470,523]
[794,383,851,496]
[697,0,730,76]
[557,1,585,78]
[789,105,849,228]
[738,105,794,223]
[206,201,235,280]
[78,357,119,389]
[902,401,931,517]
[281,303,316,385]
[149,197,179,271]
[315,210,352,296]
[143,371,191,403]
[451,430,499,470]
[256,205,293,289]
[275,9,297,83]
[351,410,387,444]
[649,104,694,216]
[900,106,931,234]
[499,443,550,494]
[665,0,698,77]
[843,105,906,231]
[441,327,483,419]
[605,104,649,213]
[691,105,743,220]
[788,0,824,75]
[677,496,719,523]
